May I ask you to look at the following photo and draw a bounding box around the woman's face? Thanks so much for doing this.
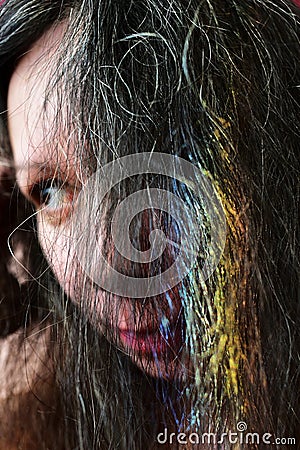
[7,24,188,379]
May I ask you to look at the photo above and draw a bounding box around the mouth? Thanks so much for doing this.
[97,284,186,362]
[117,315,185,358]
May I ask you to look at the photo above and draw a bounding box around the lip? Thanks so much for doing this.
[118,320,184,357]
[109,286,185,358]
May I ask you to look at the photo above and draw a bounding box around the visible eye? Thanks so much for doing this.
[40,180,64,208]
[30,178,73,212]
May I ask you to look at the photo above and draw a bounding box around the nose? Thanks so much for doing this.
[109,207,180,280]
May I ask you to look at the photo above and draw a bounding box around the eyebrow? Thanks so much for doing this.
[15,155,84,192]
[15,160,51,177]
[15,157,66,189]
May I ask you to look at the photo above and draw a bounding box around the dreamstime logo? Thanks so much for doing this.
[236,421,247,432]
[75,153,226,297]
[157,423,297,447]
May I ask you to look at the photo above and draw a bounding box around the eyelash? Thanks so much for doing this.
[30,178,70,210]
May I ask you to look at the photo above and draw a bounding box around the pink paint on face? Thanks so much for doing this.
[7,22,189,380]
[292,0,300,6]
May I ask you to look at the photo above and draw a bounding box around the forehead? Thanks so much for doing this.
[7,22,68,172]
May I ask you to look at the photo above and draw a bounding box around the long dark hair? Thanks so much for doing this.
[0,1,299,448]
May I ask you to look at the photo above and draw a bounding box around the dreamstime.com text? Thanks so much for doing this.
[157,422,296,447]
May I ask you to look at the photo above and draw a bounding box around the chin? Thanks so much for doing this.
[131,352,192,381]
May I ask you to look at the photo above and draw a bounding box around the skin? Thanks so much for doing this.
[8,23,190,380]
[0,140,66,448]
[0,324,66,450]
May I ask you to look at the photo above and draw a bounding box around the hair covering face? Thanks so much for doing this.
[1,1,299,449]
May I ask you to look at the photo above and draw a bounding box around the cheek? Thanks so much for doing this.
[36,216,110,328]
[37,218,81,301]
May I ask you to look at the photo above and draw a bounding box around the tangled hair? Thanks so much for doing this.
[0,0,300,448]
